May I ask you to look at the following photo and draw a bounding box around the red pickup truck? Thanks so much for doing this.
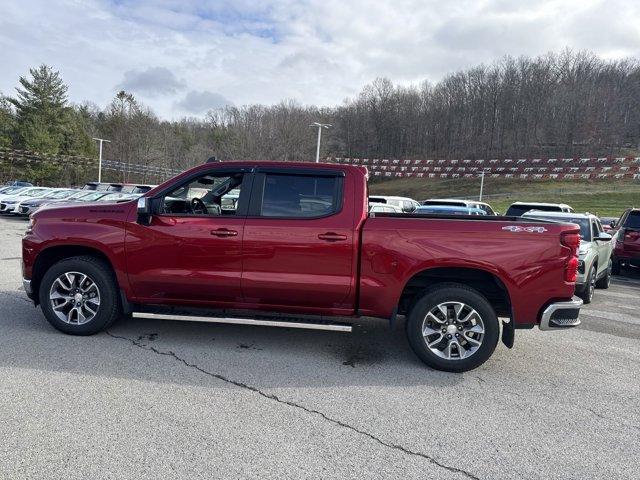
[22,162,583,372]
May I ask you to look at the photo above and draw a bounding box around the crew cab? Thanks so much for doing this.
[22,162,583,372]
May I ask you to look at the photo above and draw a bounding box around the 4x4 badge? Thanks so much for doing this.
[502,225,547,233]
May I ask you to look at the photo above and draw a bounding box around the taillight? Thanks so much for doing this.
[561,232,580,253]
[565,256,578,283]
[561,232,580,283]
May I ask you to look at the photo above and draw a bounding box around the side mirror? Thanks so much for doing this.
[596,232,612,242]
[137,197,151,225]
[609,221,616,228]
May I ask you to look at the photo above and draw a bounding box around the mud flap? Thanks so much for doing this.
[501,319,514,348]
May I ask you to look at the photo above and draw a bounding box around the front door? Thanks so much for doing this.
[126,168,251,305]
[241,168,357,313]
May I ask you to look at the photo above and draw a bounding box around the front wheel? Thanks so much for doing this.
[611,260,621,275]
[39,256,121,335]
[595,260,612,289]
[579,267,596,304]
[406,283,500,372]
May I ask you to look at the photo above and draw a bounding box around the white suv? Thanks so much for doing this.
[523,211,613,303]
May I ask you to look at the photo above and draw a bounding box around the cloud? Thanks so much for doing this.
[176,90,233,114]
[118,67,185,97]
[1,0,639,119]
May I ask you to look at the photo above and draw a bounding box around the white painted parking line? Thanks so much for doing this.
[596,290,640,300]
[581,308,640,326]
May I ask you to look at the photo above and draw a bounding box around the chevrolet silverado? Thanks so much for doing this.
[22,162,583,372]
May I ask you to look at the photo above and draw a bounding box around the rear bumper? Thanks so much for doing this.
[539,296,583,330]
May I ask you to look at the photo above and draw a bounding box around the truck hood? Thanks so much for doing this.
[33,200,136,222]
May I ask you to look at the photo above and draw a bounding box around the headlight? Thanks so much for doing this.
[578,246,589,255]
[26,217,36,233]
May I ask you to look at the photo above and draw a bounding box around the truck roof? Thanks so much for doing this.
[522,211,596,220]
[509,201,572,208]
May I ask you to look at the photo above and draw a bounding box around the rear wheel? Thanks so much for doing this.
[406,283,500,372]
[39,256,121,335]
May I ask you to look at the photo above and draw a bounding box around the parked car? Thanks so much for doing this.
[610,208,640,274]
[23,161,583,372]
[369,204,403,213]
[600,216,619,233]
[369,195,421,212]
[523,211,612,303]
[506,202,574,216]
[16,189,79,216]
[422,199,496,215]
[415,205,487,216]
[0,187,53,214]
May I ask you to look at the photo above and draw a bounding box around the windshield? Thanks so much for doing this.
[507,204,562,216]
[24,188,49,197]
[1,187,27,195]
[43,190,74,199]
[527,215,591,240]
[423,200,466,207]
[80,192,108,202]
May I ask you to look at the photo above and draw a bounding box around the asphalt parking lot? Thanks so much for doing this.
[0,216,638,480]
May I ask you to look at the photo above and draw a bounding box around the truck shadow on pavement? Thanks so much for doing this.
[1,289,485,389]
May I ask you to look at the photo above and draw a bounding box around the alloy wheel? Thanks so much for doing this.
[49,272,101,325]
[421,302,485,360]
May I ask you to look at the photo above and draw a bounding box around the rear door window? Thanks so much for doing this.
[256,173,342,218]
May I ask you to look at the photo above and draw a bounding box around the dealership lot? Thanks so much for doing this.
[0,216,638,479]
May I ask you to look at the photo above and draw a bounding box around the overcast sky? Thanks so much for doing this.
[1,0,639,119]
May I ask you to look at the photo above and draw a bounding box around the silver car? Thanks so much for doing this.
[523,211,613,303]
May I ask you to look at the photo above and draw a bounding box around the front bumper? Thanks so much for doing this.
[539,296,583,330]
[22,278,35,301]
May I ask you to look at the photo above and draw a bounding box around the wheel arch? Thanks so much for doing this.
[31,245,120,305]
[398,266,513,319]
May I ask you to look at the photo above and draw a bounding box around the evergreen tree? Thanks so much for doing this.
[8,65,94,156]
[0,94,15,148]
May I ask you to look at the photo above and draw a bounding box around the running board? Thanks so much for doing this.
[132,312,353,332]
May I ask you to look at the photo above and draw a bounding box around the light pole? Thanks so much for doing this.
[92,137,111,183]
[310,122,331,163]
[479,168,489,201]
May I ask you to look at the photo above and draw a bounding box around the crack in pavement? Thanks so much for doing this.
[105,331,480,480]
[585,407,640,433]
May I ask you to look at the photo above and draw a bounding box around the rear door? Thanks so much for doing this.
[241,167,357,313]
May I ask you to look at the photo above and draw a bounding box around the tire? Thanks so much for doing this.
[611,260,621,275]
[38,256,121,335]
[405,283,500,372]
[595,260,612,289]
[579,267,596,304]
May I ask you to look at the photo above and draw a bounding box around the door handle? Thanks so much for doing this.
[318,232,347,242]
[211,228,238,237]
